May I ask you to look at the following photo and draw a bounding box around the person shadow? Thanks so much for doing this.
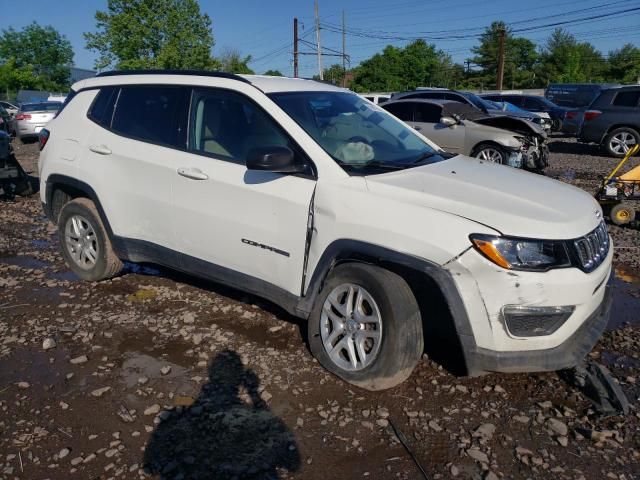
[143,350,300,479]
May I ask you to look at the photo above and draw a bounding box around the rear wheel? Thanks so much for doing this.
[473,144,507,164]
[308,263,423,391]
[610,203,636,226]
[603,127,639,158]
[58,198,123,281]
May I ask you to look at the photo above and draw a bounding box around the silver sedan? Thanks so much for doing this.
[15,102,62,142]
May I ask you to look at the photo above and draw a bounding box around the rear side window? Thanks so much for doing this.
[612,90,640,107]
[111,85,187,148]
[383,102,414,121]
[88,87,117,127]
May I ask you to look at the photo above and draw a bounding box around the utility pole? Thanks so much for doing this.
[496,26,506,91]
[293,18,299,78]
[315,0,323,80]
[341,10,346,87]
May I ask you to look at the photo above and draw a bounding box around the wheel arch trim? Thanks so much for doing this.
[297,240,477,371]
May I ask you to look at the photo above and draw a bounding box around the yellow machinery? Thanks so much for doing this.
[597,144,640,226]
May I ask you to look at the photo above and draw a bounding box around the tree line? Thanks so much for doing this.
[1,1,638,97]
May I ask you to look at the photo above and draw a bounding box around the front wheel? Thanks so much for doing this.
[473,144,507,164]
[308,263,423,391]
[58,198,123,281]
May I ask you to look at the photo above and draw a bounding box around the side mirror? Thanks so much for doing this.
[246,146,305,173]
[440,116,457,127]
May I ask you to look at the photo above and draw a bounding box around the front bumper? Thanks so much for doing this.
[469,285,611,373]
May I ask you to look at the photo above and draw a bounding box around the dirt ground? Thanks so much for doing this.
[1,138,639,480]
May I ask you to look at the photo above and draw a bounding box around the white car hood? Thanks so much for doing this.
[365,155,602,239]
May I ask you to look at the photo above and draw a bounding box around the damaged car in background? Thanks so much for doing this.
[383,98,549,171]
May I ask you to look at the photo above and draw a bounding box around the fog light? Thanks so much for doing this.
[502,305,575,337]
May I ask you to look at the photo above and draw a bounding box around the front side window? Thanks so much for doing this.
[383,102,414,121]
[111,86,186,148]
[270,91,446,170]
[414,103,442,123]
[188,89,294,164]
[613,90,640,107]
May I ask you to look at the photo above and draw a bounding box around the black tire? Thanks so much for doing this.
[307,263,423,391]
[472,143,507,165]
[551,118,562,132]
[609,203,635,226]
[603,127,640,158]
[57,198,123,281]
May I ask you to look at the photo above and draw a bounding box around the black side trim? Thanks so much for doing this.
[299,240,477,371]
[95,70,251,84]
[112,236,301,316]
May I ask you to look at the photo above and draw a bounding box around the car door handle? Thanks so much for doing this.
[177,167,209,180]
[413,125,422,131]
[89,144,112,155]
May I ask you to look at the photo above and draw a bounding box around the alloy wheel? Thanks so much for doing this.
[610,131,637,154]
[65,214,99,270]
[477,148,504,163]
[320,283,382,371]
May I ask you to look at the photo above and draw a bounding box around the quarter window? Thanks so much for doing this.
[188,89,290,163]
[111,86,186,148]
[88,87,117,127]
[612,90,640,107]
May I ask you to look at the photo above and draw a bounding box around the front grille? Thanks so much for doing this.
[572,221,610,272]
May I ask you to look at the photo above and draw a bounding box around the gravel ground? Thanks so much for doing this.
[0,138,639,480]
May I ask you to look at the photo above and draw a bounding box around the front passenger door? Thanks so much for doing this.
[413,103,464,153]
[171,88,316,296]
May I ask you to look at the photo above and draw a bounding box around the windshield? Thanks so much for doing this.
[269,91,448,171]
[21,102,61,112]
[459,92,494,111]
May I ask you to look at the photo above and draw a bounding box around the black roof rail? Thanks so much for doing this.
[95,69,251,84]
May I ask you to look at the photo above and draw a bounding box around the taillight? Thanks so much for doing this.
[15,113,32,121]
[583,110,602,122]
[38,129,50,150]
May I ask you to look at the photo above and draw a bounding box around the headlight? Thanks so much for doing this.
[470,234,571,271]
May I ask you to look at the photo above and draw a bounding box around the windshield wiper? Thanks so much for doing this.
[336,160,407,170]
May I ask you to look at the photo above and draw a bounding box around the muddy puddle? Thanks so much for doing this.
[112,332,198,396]
[608,265,640,330]
[0,347,70,388]
[0,255,49,270]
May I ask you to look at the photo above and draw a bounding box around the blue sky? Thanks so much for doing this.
[2,0,639,77]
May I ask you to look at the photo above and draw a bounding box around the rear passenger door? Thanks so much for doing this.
[171,87,316,296]
[82,85,188,254]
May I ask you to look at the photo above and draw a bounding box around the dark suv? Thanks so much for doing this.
[578,85,640,157]
[481,93,568,132]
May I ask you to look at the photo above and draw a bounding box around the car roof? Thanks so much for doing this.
[385,98,449,106]
[73,70,346,94]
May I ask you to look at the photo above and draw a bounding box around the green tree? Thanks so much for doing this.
[351,40,451,92]
[0,22,73,91]
[606,44,640,84]
[219,48,254,74]
[313,64,346,85]
[263,69,283,76]
[84,0,216,70]
[470,22,538,89]
[537,29,605,85]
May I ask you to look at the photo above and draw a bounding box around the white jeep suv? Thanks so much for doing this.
[38,71,613,390]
